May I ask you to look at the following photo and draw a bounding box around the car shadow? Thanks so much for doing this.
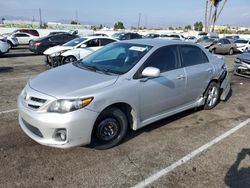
[1,53,40,58]
[123,106,204,143]
[224,148,250,188]
[0,67,14,73]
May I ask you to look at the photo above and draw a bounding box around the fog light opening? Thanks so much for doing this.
[56,129,67,141]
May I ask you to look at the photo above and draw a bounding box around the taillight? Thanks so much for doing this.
[34,42,41,46]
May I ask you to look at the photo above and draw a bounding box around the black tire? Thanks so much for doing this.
[228,48,234,55]
[211,48,216,54]
[63,56,77,64]
[204,82,220,110]
[91,107,128,150]
[7,41,13,48]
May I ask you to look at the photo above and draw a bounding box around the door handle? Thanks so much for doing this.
[176,75,185,80]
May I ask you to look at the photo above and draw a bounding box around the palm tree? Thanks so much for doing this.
[209,0,228,32]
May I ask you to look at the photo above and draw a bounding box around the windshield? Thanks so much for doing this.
[63,38,87,47]
[77,43,152,75]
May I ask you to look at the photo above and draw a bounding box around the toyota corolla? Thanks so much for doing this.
[18,39,230,149]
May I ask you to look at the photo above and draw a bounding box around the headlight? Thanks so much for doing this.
[47,97,93,113]
[51,50,67,57]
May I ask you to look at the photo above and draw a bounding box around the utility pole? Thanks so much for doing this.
[39,8,42,28]
[137,13,141,30]
[75,10,78,24]
[205,0,208,32]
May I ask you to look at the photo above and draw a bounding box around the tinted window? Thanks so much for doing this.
[14,33,29,37]
[143,45,179,73]
[100,38,116,46]
[86,39,100,47]
[235,40,248,44]
[223,39,231,44]
[181,45,208,67]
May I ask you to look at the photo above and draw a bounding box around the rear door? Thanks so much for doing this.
[14,33,30,44]
[138,45,187,121]
[180,45,213,102]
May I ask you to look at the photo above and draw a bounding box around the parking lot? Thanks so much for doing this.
[0,46,250,187]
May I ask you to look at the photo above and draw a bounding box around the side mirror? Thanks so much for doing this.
[217,42,222,46]
[80,44,87,48]
[142,67,160,78]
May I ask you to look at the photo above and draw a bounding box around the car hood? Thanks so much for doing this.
[238,52,250,61]
[43,46,73,55]
[29,63,119,98]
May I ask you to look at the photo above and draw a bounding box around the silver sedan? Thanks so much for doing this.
[18,39,231,149]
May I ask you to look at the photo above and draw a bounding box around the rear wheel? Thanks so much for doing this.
[63,56,77,64]
[204,82,220,110]
[92,107,128,150]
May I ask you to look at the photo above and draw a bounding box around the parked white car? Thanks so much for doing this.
[6,35,19,47]
[159,33,185,40]
[234,39,250,52]
[11,32,38,45]
[0,36,10,55]
[44,36,117,67]
[185,36,197,43]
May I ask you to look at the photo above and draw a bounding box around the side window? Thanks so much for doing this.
[181,45,208,67]
[143,45,179,73]
[86,39,100,47]
[100,39,115,46]
[224,39,230,44]
[14,33,29,37]
[218,39,224,44]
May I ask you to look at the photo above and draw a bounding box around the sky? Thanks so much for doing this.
[0,0,250,28]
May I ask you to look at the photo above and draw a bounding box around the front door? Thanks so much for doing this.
[137,45,187,121]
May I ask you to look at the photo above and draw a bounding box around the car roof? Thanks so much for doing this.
[84,36,116,40]
[118,39,197,48]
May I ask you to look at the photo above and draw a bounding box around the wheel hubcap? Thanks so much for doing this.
[97,118,119,141]
[207,86,218,106]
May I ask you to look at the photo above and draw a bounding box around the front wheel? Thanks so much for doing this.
[63,56,77,64]
[228,48,234,55]
[92,107,128,150]
[204,82,220,110]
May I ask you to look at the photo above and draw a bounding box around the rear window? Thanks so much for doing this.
[181,45,209,67]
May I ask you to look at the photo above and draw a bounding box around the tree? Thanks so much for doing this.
[70,20,77,25]
[194,22,203,31]
[184,25,192,30]
[169,26,174,30]
[114,21,125,30]
[205,0,228,32]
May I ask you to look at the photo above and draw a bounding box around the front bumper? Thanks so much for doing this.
[234,60,250,77]
[18,92,99,148]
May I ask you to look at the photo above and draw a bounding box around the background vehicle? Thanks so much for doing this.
[111,32,142,40]
[198,32,219,39]
[185,36,197,43]
[89,33,109,37]
[18,40,230,149]
[209,38,237,55]
[11,32,38,45]
[225,35,240,42]
[48,31,68,36]
[0,36,10,55]
[29,33,79,54]
[143,33,160,38]
[44,36,117,66]
[3,29,39,37]
[60,37,117,65]
[234,50,250,77]
[159,34,185,40]
[197,37,216,48]
[234,39,250,52]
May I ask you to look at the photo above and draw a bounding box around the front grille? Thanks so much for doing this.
[30,97,46,103]
[22,118,43,138]
[24,96,47,110]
